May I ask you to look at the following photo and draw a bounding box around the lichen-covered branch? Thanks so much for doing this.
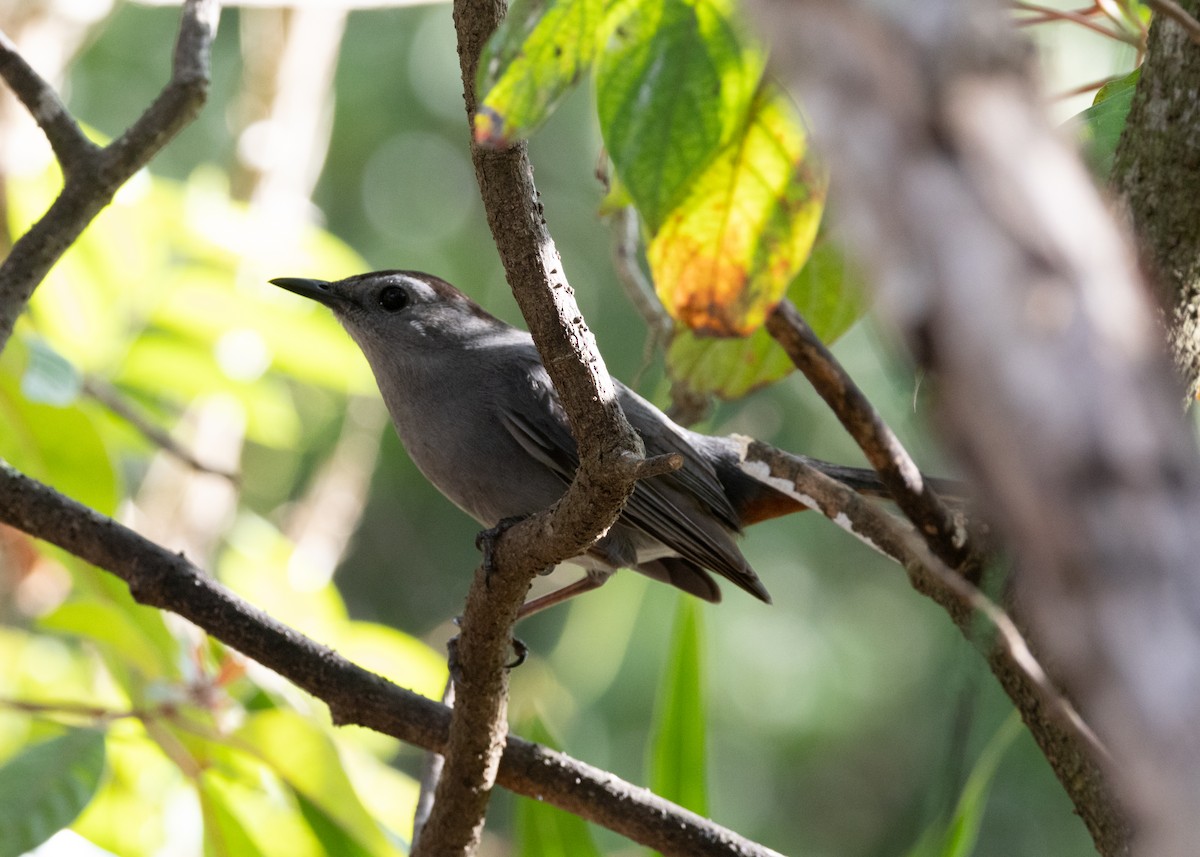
[765,299,978,576]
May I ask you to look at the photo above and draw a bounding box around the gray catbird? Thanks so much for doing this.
[271,270,889,614]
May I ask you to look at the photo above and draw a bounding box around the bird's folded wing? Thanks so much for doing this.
[498,361,766,597]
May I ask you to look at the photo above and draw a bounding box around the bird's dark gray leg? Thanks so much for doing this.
[474,515,530,588]
[445,628,528,675]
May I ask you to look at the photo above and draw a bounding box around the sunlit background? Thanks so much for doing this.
[0,0,1140,854]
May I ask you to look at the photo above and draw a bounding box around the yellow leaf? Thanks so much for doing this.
[648,86,825,337]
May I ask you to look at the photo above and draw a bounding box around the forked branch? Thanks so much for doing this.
[0,0,220,352]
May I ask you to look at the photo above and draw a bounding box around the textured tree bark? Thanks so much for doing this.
[1113,1,1200,402]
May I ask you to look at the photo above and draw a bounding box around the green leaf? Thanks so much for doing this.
[0,729,107,857]
[597,0,764,231]
[293,789,379,857]
[667,325,792,400]
[199,774,273,857]
[0,340,120,515]
[666,239,863,398]
[940,714,1023,857]
[905,713,1023,857]
[787,236,865,341]
[234,710,402,856]
[21,338,83,406]
[475,0,605,146]
[647,84,825,336]
[1076,68,1139,180]
[515,717,603,857]
[647,594,707,816]
[71,726,181,857]
[40,599,181,681]
[201,760,345,857]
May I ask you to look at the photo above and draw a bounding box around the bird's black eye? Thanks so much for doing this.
[378,285,409,312]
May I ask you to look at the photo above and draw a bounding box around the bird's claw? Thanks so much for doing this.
[445,633,528,682]
[475,515,527,587]
[446,635,465,687]
[506,637,528,670]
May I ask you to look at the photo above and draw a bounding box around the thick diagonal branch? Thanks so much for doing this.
[0,462,781,857]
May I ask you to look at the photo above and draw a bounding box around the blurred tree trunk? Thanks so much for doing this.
[1113,2,1200,402]
[752,1,1200,854]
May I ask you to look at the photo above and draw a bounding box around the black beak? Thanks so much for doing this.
[270,277,341,308]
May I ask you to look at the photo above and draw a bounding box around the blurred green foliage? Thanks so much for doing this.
[1076,68,1139,178]
[648,595,708,818]
[0,728,105,857]
[0,96,442,856]
[514,716,604,857]
[905,714,1024,857]
[0,0,1134,855]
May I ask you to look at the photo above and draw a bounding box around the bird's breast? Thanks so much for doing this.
[383,382,567,527]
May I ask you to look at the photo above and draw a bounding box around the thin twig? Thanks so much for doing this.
[0,461,782,857]
[0,696,143,722]
[1054,73,1126,100]
[412,679,453,850]
[604,206,714,424]
[609,205,672,374]
[919,552,1111,766]
[737,439,1112,776]
[82,378,239,482]
[1144,0,1200,45]
[765,299,978,577]
[1012,0,1142,43]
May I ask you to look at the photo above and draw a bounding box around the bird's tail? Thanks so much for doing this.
[800,457,966,501]
[705,435,967,526]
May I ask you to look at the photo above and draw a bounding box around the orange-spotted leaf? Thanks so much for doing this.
[475,0,604,148]
[648,85,826,337]
[666,239,865,398]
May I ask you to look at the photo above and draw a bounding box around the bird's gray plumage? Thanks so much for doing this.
[271,270,776,603]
